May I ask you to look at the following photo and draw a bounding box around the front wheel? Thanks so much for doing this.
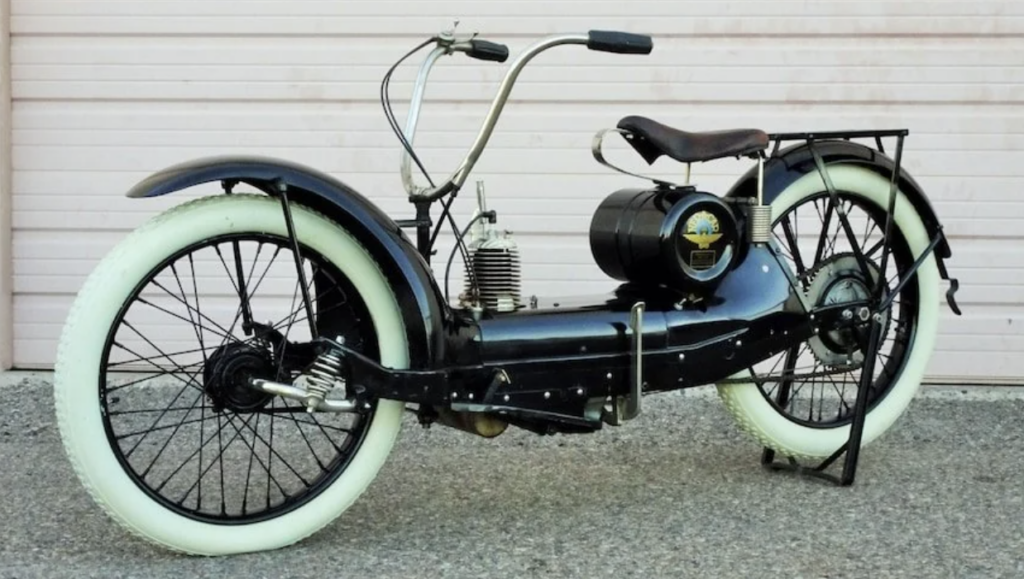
[54,194,408,555]
[717,165,940,459]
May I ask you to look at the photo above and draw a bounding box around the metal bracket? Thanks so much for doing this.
[604,301,645,425]
[592,128,681,188]
[276,181,318,340]
[625,301,645,420]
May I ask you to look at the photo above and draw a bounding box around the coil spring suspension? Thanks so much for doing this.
[302,343,346,413]
[748,205,772,244]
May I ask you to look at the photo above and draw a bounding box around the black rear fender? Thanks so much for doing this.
[126,155,448,369]
[725,140,959,312]
[726,140,950,258]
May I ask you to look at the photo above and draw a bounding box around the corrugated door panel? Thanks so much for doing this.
[9,0,1022,382]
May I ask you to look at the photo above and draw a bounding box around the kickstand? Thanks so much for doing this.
[761,314,884,486]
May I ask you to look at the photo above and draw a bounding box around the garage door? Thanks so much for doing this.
[9,1,1023,382]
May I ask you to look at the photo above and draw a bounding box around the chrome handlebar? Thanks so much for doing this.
[399,31,652,200]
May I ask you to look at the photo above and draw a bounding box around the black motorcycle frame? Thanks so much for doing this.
[126,31,961,485]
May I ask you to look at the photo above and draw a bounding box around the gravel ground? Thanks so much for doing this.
[1,373,1022,579]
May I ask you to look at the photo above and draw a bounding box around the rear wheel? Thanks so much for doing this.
[54,194,407,555]
[717,165,940,458]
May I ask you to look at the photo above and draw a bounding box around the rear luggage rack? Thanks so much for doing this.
[767,128,909,158]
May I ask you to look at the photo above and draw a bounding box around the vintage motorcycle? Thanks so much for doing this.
[53,29,960,555]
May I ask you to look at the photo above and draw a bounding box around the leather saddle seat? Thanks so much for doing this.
[617,115,769,164]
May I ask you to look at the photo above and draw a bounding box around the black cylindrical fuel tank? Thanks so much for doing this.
[589,187,740,291]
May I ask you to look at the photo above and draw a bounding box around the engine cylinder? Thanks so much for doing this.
[463,231,522,312]
[589,188,740,291]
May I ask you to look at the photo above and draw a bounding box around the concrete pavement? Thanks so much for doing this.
[1,372,1022,578]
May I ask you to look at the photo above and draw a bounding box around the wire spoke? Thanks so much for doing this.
[824,372,852,417]
[122,322,204,379]
[135,293,241,347]
[112,335,204,395]
[241,411,261,514]
[266,398,277,510]
[108,404,213,416]
[112,343,207,457]
[220,412,293,499]
[241,245,285,310]
[108,344,212,369]
[300,412,349,454]
[272,413,354,435]
[165,412,255,502]
[156,412,238,495]
[104,358,201,393]
[149,277,238,339]
[116,414,210,441]
[231,411,311,487]
[212,245,242,297]
[139,389,209,477]
[170,262,208,371]
[824,201,850,257]
[271,413,332,469]
[216,413,228,514]
[198,384,206,510]
[862,214,880,247]
[188,254,208,370]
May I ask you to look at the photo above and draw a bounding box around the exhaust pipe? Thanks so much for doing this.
[434,409,508,438]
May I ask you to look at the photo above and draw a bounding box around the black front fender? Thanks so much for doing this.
[725,139,959,312]
[127,155,448,369]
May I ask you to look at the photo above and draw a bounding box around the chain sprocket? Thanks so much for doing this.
[802,253,888,368]
[716,252,890,386]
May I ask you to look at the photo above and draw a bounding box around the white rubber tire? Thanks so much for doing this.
[54,195,407,556]
[717,165,940,458]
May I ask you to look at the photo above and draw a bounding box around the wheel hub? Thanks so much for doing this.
[204,342,277,413]
[806,254,888,367]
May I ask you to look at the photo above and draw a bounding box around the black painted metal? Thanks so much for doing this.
[329,244,811,433]
[99,232,378,524]
[808,143,876,283]
[728,135,960,315]
[222,180,256,336]
[765,309,887,486]
[875,134,906,302]
[589,187,741,291]
[878,233,944,313]
[413,200,433,264]
[124,155,449,369]
[839,315,884,485]
[769,129,909,141]
[729,137,951,260]
[120,138,959,484]
[277,183,319,340]
[478,244,801,366]
[753,130,957,485]
[230,238,255,335]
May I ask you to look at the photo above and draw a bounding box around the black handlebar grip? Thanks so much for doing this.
[467,39,510,63]
[586,30,654,55]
